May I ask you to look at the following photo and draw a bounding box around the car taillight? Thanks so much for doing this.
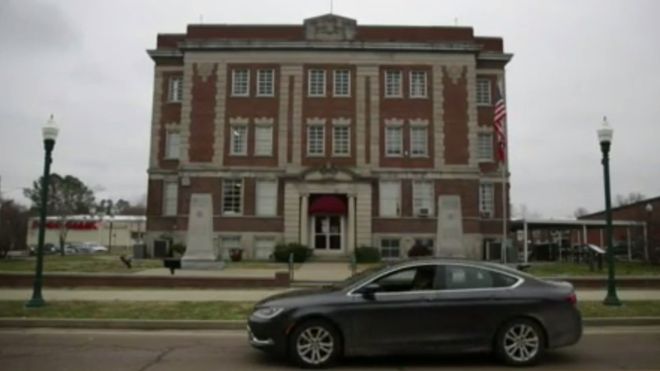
[566,293,577,305]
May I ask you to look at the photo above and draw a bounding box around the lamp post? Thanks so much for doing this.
[597,116,621,306]
[26,115,59,308]
[646,203,654,262]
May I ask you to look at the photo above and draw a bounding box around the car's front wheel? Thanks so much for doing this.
[495,318,545,366]
[288,319,341,368]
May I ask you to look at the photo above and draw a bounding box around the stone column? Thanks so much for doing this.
[300,194,309,246]
[347,195,356,255]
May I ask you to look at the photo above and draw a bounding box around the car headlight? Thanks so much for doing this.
[252,307,284,320]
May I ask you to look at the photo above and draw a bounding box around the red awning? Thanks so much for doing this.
[309,195,347,215]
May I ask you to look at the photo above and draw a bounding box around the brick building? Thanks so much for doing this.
[145,14,512,260]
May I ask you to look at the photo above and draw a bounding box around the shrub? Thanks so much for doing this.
[355,246,381,263]
[407,243,432,258]
[170,243,186,257]
[273,243,312,263]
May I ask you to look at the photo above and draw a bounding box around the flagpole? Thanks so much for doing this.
[501,160,508,264]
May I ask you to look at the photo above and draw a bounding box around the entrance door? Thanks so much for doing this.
[313,215,343,251]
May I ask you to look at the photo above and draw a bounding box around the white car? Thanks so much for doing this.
[78,243,108,254]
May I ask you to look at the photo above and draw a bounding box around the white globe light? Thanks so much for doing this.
[597,116,613,144]
[42,114,59,142]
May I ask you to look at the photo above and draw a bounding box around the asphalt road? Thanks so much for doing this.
[1,327,660,370]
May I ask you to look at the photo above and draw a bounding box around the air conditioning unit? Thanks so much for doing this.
[418,208,430,217]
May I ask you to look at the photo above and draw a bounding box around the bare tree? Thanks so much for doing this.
[615,192,645,207]
[0,200,29,258]
[574,207,589,218]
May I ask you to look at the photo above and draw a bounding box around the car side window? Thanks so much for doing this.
[372,265,438,293]
[440,265,518,290]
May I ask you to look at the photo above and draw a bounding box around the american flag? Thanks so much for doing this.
[493,83,507,162]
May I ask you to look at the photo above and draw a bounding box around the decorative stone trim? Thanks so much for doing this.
[306,117,326,126]
[446,65,465,84]
[331,117,351,126]
[409,118,429,127]
[384,118,404,127]
[213,62,227,166]
[229,117,250,125]
[149,70,164,168]
[164,122,180,132]
[195,62,216,82]
[254,117,274,126]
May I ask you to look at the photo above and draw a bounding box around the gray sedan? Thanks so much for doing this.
[248,259,582,368]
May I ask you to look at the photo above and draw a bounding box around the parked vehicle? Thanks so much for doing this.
[248,259,582,368]
[77,242,108,254]
[29,243,58,256]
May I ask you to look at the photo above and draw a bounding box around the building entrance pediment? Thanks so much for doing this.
[299,164,361,182]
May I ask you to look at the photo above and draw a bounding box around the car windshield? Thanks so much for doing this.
[329,264,387,290]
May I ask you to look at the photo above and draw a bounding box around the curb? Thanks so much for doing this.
[2,317,660,330]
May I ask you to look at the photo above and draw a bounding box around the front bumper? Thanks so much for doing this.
[247,317,289,356]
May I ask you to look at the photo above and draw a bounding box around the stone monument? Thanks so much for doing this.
[182,193,224,269]
[435,195,466,258]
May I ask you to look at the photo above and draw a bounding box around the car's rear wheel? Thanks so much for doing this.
[495,318,545,366]
[288,319,341,368]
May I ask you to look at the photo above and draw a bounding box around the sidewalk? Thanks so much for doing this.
[2,288,660,302]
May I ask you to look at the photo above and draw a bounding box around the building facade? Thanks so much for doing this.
[145,14,512,260]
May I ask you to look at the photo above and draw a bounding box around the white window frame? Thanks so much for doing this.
[479,182,495,218]
[168,76,183,103]
[222,179,243,215]
[409,71,428,98]
[412,181,434,216]
[477,132,494,162]
[256,180,278,216]
[220,236,241,260]
[307,124,325,156]
[410,126,428,157]
[385,124,403,157]
[254,124,273,156]
[380,238,401,259]
[230,125,248,156]
[476,79,492,106]
[231,69,250,97]
[332,122,350,156]
[308,69,326,97]
[164,131,180,160]
[256,69,275,97]
[379,181,401,217]
[163,181,178,216]
[333,69,351,97]
[384,70,402,98]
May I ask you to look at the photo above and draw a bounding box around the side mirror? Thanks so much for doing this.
[359,283,381,299]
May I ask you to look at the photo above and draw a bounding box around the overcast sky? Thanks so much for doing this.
[1,0,658,218]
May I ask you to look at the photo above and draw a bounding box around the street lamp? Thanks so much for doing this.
[597,116,621,306]
[26,115,59,308]
[646,203,654,262]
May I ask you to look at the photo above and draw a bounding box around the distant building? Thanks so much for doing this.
[578,196,659,262]
[145,14,512,260]
[27,215,146,252]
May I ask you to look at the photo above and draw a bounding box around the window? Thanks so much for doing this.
[476,79,491,105]
[372,265,437,292]
[221,236,241,260]
[441,265,518,290]
[413,181,434,216]
[380,238,401,259]
[379,181,401,217]
[256,69,274,97]
[384,70,402,97]
[232,69,249,97]
[230,125,247,156]
[307,125,325,156]
[163,181,178,216]
[254,125,273,156]
[478,132,493,161]
[308,69,326,97]
[332,125,350,156]
[333,69,350,97]
[222,179,242,215]
[164,132,180,160]
[385,126,403,156]
[479,183,494,217]
[410,71,427,98]
[256,180,277,216]
[410,126,428,157]
[254,238,276,260]
[168,76,183,102]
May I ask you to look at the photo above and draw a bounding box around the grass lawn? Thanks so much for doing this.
[0,255,162,274]
[1,300,659,320]
[528,261,660,277]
